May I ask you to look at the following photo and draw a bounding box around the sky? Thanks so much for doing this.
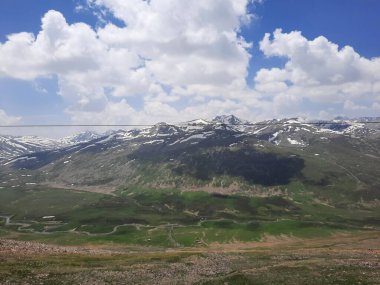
[0,0,379,136]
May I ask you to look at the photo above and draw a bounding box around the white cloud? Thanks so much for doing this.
[0,2,379,126]
[0,109,21,125]
[95,0,252,90]
[259,29,380,86]
[344,100,367,111]
[67,96,258,126]
[0,1,255,124]
[0,11,104,80]
[372,102,380,111]
[255,29,380,118]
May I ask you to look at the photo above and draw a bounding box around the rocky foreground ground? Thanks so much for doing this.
[0,232,379,284]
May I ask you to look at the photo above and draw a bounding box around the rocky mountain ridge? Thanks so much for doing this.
[1,115,379,164]
[0,131,101,161]
[1,115,379,197]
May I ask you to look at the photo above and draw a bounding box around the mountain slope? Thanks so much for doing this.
[0,131,101,161]
[0,135,62,161]
[1,116,379,206]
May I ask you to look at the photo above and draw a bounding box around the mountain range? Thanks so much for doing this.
[0,131,101,161]
[1,115,379,205]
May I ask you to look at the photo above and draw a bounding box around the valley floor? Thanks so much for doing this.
[0,231,379,285]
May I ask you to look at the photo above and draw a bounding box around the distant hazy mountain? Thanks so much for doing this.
[58,130,101,145]
[0,131,101,161]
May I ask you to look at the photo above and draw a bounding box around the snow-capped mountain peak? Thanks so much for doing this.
[0,131,101,161]
[1,116,379,163]
[59,131,101,145]
[212,115,247,125]
[183,119,211,125]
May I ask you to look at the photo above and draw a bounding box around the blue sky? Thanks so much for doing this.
[244,0,380,80]
[0,0,379,135]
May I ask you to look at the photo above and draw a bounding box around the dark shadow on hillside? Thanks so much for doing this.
[174,148,304,186]
[130,140,305,186]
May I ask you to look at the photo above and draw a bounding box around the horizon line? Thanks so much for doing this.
[1,121,380,128]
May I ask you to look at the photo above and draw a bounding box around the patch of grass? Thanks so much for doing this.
[0,186,379,246]
[0,187,103,219]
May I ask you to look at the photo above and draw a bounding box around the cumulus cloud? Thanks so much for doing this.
[0,0,257,124]
[0,109,21,125]
[0,11,104,80]
[255,29,380,117]
[0,2,379,125]
[94,0,252,94]
[259,29,380,86]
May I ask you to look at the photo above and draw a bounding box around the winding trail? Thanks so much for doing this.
[0,215,41,232]
[1,215,377,239]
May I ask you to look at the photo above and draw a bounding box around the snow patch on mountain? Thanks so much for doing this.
[287,138,304,145]
[0,131,100,162]
[212,115,249,125]
[1,116,379,165]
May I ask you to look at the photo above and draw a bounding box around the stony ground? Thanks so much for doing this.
[0,232,379,284]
